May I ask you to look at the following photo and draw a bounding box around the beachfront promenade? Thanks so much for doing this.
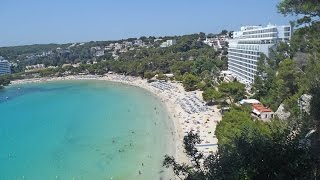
[12,74,222,162]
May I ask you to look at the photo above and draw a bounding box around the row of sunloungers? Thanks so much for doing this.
[150,81,176,91]
[109,75,134,82]
[177,96,209,114]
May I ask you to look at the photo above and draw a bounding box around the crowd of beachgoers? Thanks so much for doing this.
[11,74,222,163]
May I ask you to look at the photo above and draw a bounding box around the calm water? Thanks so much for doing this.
[0,80,175,180]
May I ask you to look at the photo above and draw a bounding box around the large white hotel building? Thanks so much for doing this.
[228,24,291,86]
[0,56,11,75]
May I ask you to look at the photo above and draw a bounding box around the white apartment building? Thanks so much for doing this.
[160,39,177,48]
[0,56,11,75]
[134,39,143,46]
[91,46,105,57]
[228,24,291,86]
[166,39,176,46]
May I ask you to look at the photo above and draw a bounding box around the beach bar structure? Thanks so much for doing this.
[251,103,274,121]
[239,99,274,121]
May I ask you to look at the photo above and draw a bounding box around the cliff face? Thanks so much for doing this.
[275,94,312,120]
[298,94,312,115]
[275,103,291,120]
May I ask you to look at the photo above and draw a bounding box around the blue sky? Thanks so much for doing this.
[0,0,293,47]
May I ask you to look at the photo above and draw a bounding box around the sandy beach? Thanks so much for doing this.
[11,74,222,164]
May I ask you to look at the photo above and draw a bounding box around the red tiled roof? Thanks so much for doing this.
[252,103,273,113]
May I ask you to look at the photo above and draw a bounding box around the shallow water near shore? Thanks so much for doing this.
[0,80,175,179]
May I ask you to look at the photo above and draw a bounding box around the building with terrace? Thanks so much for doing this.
[228,24,292,87]
[0,56,11,75]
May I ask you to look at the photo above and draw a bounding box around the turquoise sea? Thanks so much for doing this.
[0,80,175,180]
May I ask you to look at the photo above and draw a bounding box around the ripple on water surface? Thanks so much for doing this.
[0,80,175,179]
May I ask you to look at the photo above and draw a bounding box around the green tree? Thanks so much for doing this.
[170,61,193,75]
[163,132,205,180]
[182,73,200,91]
[278,0,320,25]
[266,59,302,110]
[278,0,320,175]
[276,59,301,95]
[218,82,245,103]
[202,88,223,104]
[220,30,228,35]
[199,32,206,40]
[0,75,11,88]
[207,119,315,180]
[161,2,320,180]
[253,54,275,99]
[164,108,317,180]
[207,33,215,38]
[191,58,217,76]
[215,107,254,145]
[156,73,167,80]
[143,71,155,79]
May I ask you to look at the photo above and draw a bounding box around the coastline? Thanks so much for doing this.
[11,74,221,165]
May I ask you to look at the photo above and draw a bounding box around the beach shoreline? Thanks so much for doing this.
[11,74,221,165]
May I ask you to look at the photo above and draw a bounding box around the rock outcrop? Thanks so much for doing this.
[275,104,291,120]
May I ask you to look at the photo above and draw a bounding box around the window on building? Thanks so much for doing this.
[284,27,290,31]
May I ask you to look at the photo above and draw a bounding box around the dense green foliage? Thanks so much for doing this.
[0,43,70,59]
[202,81,245,105]
[218,81,245,103]
[254,57,303,111]
[164,132,206,180]
[1,33,228,90]
[202,88,222,104]
[164,107,318,179]
[164,107,317,179]
[206,115,315,180]
[182,73,200,91]
[215,107,254,145]
[0,75,11,88]
[278,0,320,26]
[164,1,320,179]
